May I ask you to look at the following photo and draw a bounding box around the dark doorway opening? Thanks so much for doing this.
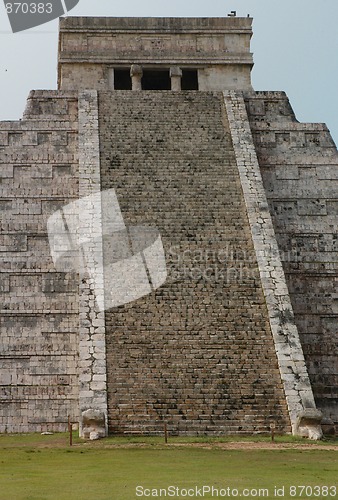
[182,69,199,90]
[142,70,171,90]
[114,69,132,90]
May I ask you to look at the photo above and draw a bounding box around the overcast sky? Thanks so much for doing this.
[0,0,337,145]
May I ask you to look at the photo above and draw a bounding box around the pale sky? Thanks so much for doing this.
[0,0,337,145]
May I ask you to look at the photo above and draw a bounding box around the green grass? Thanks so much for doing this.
[0,434,337,500]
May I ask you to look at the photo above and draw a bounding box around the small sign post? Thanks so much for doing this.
[164,422,168,444]
[68,416,73,447]
[270,422,276,443]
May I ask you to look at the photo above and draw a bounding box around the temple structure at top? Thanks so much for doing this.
[58,17,253,91]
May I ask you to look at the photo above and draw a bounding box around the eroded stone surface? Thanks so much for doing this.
[245,91,338,424]
[81,408,106,440]
[0,17,336,437]
[99,91,291,435]
[224,91,323,439]
[295,409,323,440]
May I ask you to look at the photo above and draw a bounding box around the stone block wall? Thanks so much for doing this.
[98,91,291,435]
[0,86,335,435]
[0,91,79,432]
[245,91,338,422]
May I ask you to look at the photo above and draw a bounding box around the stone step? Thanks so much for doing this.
[98,91,291,435]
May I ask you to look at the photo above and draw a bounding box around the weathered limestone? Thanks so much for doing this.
[224,91,322,438]
[58,17,253,92]
[244,91,338,424]
[130,65,143,91]
[77,91,108,438]
[296,409,323,440]
[0,17,336,437]
[170,67,182,91]
[99,91,291,435]
[0,91,80,432]
[81,408,106,440]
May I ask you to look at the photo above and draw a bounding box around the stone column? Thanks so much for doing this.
[170,66,182,91]
[130,64,143,90]
[108,68,114,90]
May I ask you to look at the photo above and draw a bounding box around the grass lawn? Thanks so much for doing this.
[0,434,337,499]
